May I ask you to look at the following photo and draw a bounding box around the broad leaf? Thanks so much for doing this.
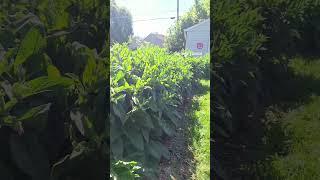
[110,123,122,143]
[13,76,73,98]
[4,99,18,112]
[148,140,170,160]
[141,128,150,143]
[70,110,85,135]
[16,103,51,122]
[14,27,46,71]
[1,81,13,100]
[124,127,144,151]
[47,65,61,77]
[111,137,124,158]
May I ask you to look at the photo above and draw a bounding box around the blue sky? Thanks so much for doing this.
[115,0,195,38]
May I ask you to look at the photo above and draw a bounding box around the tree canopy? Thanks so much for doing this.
[110,0,133,44]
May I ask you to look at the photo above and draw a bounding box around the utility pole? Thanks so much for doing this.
[177,0,179,22]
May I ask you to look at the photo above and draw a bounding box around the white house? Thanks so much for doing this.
[184,19,210,56]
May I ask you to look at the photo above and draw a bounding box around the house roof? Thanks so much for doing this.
[144,33,165,41]
[183,19,210,39]
[183,19,210,32]
[143,33,165,47]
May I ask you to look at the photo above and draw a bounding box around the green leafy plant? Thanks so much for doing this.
[111,161,142,180]
[0,0,109,180]
[110,44,209,178]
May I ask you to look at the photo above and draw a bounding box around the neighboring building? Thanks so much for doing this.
[143,33,165,47]
[184,19,210,56]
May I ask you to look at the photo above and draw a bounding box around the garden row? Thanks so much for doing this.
[110,44,209,179]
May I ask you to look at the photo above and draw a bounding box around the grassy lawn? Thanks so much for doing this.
[265,96,320,179]
[189,79,210,179]
[261,58,320,179]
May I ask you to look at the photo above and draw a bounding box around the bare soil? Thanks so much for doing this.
[158,98,196,180]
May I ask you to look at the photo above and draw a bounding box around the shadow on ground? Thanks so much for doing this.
[213,58,320,180]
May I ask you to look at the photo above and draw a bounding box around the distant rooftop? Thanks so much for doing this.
[143,33,165,47]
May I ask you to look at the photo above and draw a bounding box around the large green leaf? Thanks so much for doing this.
[158,112,175,136]
[0,60,8,76]
[16,103,51,122]
[111,137,124,159]
[4,99,18,113]
[164,108,180,127]
[14,27,46,71]
[129,108,154,129]
[159,119,175,136]
[124,127,144,151]
[141,128,150,143]
[12,76,73,98]
[70,110,96,138]
[70,109,85,135]
[110,123,122,143]
[82,54,97,88]
[47,64,61,77]
[1,81,13,100]
[147,140,170,160]
[111,161,141,180]
[112,103,126,124]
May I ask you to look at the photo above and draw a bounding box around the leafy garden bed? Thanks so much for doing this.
[110,44,209,179]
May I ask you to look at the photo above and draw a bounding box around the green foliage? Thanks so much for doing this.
[212,0,320,179]
[111,161,142,180]
[257,95,320,179]
[212,0,267,144]
[0,0,109,179]
[110,44,209,178]
[212,0,266,62]
[110,0,133,44]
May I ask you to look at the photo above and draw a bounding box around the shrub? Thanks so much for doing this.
[0,1,109,179]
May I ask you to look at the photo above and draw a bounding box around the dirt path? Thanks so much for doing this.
[159,80,210,180]
[158,99,196,180]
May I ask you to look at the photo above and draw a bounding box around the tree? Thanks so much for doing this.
[110,1,133,44]
[164,0,209,52]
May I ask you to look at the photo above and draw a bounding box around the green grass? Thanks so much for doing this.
[190,79,210,179]
[289,57,320,79]
[262,58,320,179]
[267,96,320,180]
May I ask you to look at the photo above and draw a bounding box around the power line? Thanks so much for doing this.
[111,16,176,22]
[133,17,175,22]
[112,14,176,19]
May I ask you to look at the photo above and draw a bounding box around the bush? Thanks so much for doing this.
[0,1,109,180]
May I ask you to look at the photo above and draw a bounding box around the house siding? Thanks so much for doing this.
[184,20,210,56]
